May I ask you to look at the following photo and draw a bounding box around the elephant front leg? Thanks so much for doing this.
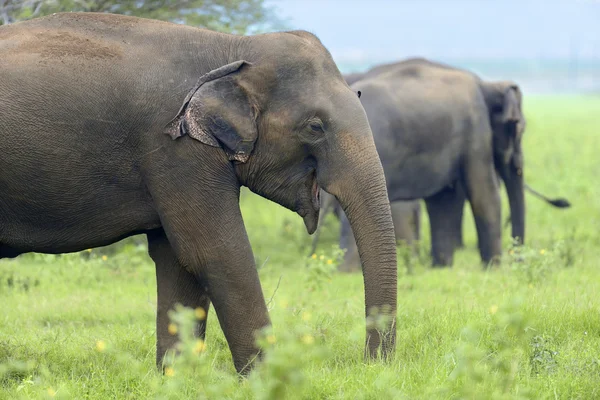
[464,159,502,266]
[147,229,211,369]
[144,160,271,375]
[425,187,464,267]
[158,203,270,374]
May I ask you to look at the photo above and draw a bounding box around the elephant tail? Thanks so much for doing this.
[504,182,571,228]
[525,183,571,208]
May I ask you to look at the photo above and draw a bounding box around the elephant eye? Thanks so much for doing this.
[308,119,324,133]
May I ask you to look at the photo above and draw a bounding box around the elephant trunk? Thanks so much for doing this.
[321,146,397,361]
[501,158,525,245]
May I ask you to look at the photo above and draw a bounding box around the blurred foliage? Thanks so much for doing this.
[0,0,288,34]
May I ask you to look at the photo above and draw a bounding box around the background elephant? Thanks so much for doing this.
[333,58,572,270]
[324,57,530,271]
[0,13,398,374]
[313,59,571,271]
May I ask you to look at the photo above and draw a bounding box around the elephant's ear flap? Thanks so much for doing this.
[164,60,258,163]
[497,83,525,138]
[501,84,523,125]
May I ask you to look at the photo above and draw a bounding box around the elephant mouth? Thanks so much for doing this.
[312,176,321,210]
[300,171,320,234]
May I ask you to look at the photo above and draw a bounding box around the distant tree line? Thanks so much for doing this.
[0,0,287,34]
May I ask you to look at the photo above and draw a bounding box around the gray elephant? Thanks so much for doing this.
[325,58,521,270]
[328,58,571,270]
[0,13,398,374]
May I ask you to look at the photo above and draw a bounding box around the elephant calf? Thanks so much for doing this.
[0,13,398,374]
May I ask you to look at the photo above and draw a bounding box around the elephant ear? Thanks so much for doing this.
[487,81,526,137]
[165,60,258,163]
[501,84,525,134]
[485,81,526,170]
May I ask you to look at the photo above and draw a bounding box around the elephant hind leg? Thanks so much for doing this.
[451,183,467,250]
[425,186,465,267]
[463,158,502,266]
[412,202,422,243]
[147,229,211,369]
[390,201,419,246]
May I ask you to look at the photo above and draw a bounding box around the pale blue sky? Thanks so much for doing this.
[267,0,600,64]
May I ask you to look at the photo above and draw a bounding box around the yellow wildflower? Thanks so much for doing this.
[101,255,108,261]
[528,283,534,289]
[95,340,106,352]
[47,388,56,397]
[164,367,175,377]
[319,255,325,260]
[540,249,546,255]
[301,334,315,345]
[195,307,207,320]
[193,339,207,354]
[168,323,178,335]
[327,259,333,265]
[489,305,498,315]
[311,253,317,259]
[266,335,276,344]
[86,249,92,253]
[301,312,312,322]
[509,250,514,255]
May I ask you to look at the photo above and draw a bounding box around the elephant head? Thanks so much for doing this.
[166,31,398,360]
[482,81,526,245]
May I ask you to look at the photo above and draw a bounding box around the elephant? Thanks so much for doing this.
[319,57,543,271]
[334,58,572,270]
[0,13,398,375]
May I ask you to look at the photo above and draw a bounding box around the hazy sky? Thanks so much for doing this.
[267,0,600,64]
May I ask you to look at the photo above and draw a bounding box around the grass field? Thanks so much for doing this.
[1,95,599,399]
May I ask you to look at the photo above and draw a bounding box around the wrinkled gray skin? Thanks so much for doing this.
[314,60,571,270]
[0,13,398,374]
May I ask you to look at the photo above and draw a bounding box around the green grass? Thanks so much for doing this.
[1,95,599,399]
